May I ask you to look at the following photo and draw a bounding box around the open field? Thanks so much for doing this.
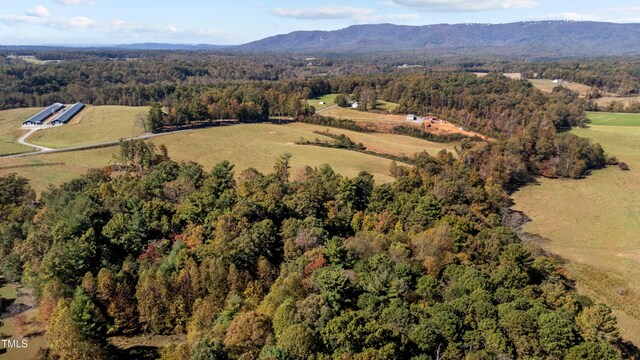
[322,106,408,122]
[475,72,522,79]
[28,106,147,148]
[587,111,640,126]
[512,112,640,344]
[322,106,489,139]
[530,80,640,110]
[0,108,39,156]
[0,123,456,193]
[291,123,456,157]
[375,100,399,112]
[593,96,640,110]
[529,79,592,96]
[308,94,338,110]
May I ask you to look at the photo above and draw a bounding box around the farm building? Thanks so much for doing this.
[352,102,360,109]
[23,103,64,125]
[51,102,85,125]
[552,79,564,84]
[406,114,428,124]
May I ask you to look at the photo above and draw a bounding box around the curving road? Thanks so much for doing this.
[17,128,53,152]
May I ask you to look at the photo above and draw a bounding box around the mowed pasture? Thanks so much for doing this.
[587,111,640,126]
[308,94,338,110]
[0,123,456,193]
[529,79,592,96]
[511,112,640,344]
[530,80,640,110]
[28,105,148,148]
[0,108,39,156]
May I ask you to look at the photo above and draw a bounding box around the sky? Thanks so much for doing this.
[2,0,640,45]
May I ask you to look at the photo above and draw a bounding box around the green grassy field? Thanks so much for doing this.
[512,112,640,344]
[0,123,455,193]
[308,94,339,110]
[28,106,147,148]
[375,100,399,113]
[0,108,39,156]
[293,123,455,157]
[587,111,640,126]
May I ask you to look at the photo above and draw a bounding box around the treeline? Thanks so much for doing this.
[5,51,640,110]
[0,54,316,109]
[0,138,631,359]
[296,131,415,166]
[148,72,606,183]
[146,86,315,132]
[296,73,604,183]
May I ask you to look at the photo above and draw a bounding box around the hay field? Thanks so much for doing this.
[587,111,640,126]
[593,96,640,110]
[529,79,592,96]
[0,108,39,156]
[290,123,455,157]
[0,123,455,193]
[511,112,640,344]
[308,94,338,110]
[28,106,147,148]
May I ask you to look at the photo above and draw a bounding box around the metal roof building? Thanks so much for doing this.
[23,103,64,125]
[51,102,85,125]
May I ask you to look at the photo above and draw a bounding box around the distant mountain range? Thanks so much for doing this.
[237,21,640,56]
[0,43,229,51]
[3,21,640,57]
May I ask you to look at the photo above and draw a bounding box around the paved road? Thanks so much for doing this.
[316,105,338,114]
[3,118,294,160]
[3,130,175,160]
[1,122,241,160]
[17,128,53,152]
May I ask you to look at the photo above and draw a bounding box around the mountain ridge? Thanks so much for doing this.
[236,21,640,56]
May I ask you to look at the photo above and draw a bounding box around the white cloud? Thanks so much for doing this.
[533,7,640,23]
[540,12,599,21]
[390,0,538,12]
[26,5,50,18]
[0,14,225,41]
[605,7,640,15]
[54,0,96,5]
[270,6,420,24]
[271,6,376,20]
[0,15,95,28]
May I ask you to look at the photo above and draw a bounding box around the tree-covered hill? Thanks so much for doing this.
[237,21,640,56]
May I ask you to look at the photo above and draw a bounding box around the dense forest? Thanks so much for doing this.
[0,139,629,359]
[2,51,640,110]
[0,50,630,359]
